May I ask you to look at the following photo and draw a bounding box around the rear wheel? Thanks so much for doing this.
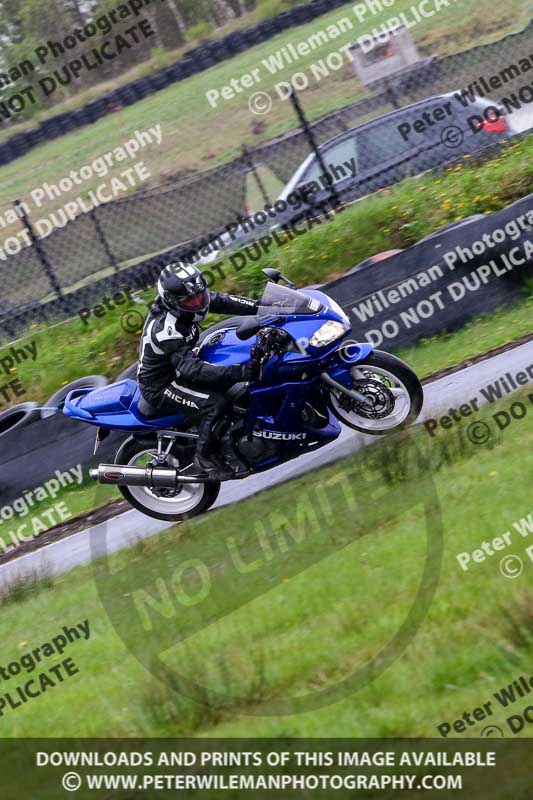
[114,437,220,521]
[328,351,423,435]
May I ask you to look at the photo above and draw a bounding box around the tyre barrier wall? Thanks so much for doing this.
[0,411,124,504]
[0,403,40,436]
[0,375,121,503]
[325,193,533,350]
[115,362,139,382]
[0,0,352,168]
[0,193,532,504]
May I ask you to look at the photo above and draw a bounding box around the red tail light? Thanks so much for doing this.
[482,115,508,134]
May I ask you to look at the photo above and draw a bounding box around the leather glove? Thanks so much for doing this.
[239,360,261,382]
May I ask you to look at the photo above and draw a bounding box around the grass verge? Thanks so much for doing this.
[0,387,530,738]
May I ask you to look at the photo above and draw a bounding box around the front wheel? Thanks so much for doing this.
[328,351,423,435]
[114,437,220,522]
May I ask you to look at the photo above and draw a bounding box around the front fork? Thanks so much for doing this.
[321,341,374,405]
[320,371,369,405]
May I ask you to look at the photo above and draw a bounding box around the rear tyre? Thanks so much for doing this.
[114,436,220,521]
[328,350,423,435]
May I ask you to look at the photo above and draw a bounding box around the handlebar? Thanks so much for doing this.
[236,314,283,341]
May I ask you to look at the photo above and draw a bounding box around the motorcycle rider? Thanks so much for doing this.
[137,262,260,478]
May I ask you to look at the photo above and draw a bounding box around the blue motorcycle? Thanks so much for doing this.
[64,270,423,521]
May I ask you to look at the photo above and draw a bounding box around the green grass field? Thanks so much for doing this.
[0,387,531,739]
[0,0,307,145]
[0,0,530,225]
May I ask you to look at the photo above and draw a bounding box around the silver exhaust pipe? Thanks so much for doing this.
[89,464,209,487]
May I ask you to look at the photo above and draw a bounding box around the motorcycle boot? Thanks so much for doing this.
[192,442,234,480]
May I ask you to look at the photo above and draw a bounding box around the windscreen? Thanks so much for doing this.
[257,283,323,317]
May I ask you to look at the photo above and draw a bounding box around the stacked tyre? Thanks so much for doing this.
[0,403,40,438]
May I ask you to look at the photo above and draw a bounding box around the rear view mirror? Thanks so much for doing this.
[262,268,296,289]
[262,268,282,283]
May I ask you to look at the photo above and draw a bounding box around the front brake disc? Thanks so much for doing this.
[349,379,396,420]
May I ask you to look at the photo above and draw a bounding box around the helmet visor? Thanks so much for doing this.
[179,289,210,313]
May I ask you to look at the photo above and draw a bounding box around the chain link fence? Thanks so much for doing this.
[1,12,533,339]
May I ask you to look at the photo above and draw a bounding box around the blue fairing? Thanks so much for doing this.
[199,327,255,367]
[199,289,355,368]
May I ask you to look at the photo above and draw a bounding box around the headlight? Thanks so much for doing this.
[309,321,348,348]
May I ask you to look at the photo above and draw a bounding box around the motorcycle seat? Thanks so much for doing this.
[78,380,137,415]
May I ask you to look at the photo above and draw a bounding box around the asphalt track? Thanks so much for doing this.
[0,337,531,587]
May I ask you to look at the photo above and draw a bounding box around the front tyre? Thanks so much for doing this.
[328,350,423,435]
[114,437,220,522]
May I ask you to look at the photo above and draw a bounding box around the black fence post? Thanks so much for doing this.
[241,144,272,208]
[14,200,65,302]
[289,88,341,208]
[89,207,119,274]
[384,77,400,109]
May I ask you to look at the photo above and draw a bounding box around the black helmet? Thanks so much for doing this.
[157,263,210,318]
